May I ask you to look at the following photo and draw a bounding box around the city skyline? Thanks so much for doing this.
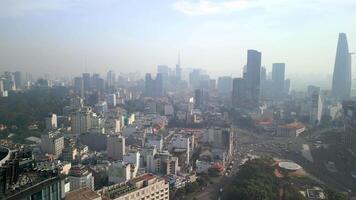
[0,0,355,79]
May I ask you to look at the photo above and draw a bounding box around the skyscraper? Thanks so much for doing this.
[176,52,182,81]
[82,73,91,92]
[74,77,84,97]
[332,33,352,101]
[232,78,246,107]
[217,76,233,95]
[145,73,163,97]
[272,63,286,98]
[245,50,262,107]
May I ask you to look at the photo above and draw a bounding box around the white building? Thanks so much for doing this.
[107,135,126,160]
[147,151,179,175]
[309,89,323,125]
[99,173,169,200]
[45,113,57,130]
[68,165,95,191]
[71,107,92,134]
[107,94,117,107]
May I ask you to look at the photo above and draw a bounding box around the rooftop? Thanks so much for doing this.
[279,122,305,130]
[65,188,101,200]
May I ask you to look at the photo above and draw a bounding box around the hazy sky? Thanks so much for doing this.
[0,0,356,79]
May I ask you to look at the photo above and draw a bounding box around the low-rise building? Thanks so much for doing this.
[99,173,169,200]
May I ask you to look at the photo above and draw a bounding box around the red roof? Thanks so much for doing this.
[279,122,305,130]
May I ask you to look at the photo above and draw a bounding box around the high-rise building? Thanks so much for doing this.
[70,108,92,134]
[260,66,267,81]
[107,135,126,161]
[2,72,16,91]
[74,77,84,97]
[308,86,323,125]
[332,33,352,100]
[107,70,116,88]
[189,69,201,89]
[0,79,3,92]
[147,151,179,175]
[245,50,262,107]
[91,73,105,92]
[272,63,285,98]
[82,73,91,92]
[68,165,95,191]
[217,76,233,95]
[232,78,246,107]
[45,113,58,130]
[145,73,163,97]
[40,132,64,159]
[284,79,291,95]
[107,94,117,107]
[176,52,182,81]
[13,71,22,90]
[194,89,209,110]
[342,101,356,146]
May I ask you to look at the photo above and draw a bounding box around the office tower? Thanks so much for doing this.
[98,173,169,200]
[272,63,286,98]
[40,132,64,159]
[284,79,291,95]
[232,78,246,107]
[107,135,126,160]
[107,94,117,107]
[332,33,352,100]
[194,89,209,110]
[68,165,95,191]
[176,52,182,81]
[209,79,216,91]
[144,73,163,97]
[145,73,154,96]
[74,77,84,97]
[308,86,323,125]
[157,65,170,89]
[155,73,163,96]
[2,72,16,91]
[45,113,58,130]
[217,76,233,95]
[107,70,116,88]
[245,50,262,107]
[0,79,4,92]
[342,101,356,146]
[70,108,92,134]
[260,66,267,81]
[189,69,201,89]
[13,71,22,90]
[91,73,105,92]
[82,73,91,92]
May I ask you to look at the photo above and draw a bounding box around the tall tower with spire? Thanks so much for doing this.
[176,51,182,81]
[332,33,352,101]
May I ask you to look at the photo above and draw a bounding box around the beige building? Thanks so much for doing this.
[99,173,169,200]
[41,132,64,159]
